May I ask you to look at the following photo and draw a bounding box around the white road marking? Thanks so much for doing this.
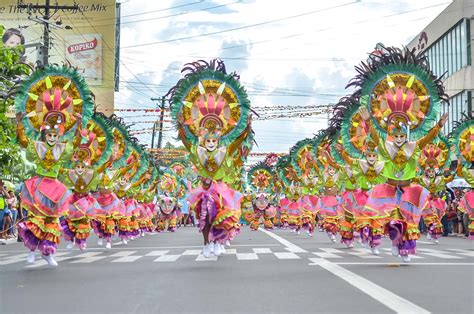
[446,249,474,257]
[258,229,307,253]
[145,250,170,256]
[26,253,74,268]
[348,248,383,259]
[195,254,218,261]
[111,255,142,263]
[417,241,436,245]
[71,256,107,263]
[0,253,28,265]
[110,251,137,257]
[313,252,343,259]
[236,253,259,260]
[332,262,474,266]
[224,249,237,254]
[70,252,107,264]
[154,255,181,262]
[2,243,282,253]
[262,229,430,314]
[274,252,300,259]
[181,250,202,256]
[309,258,430,314]
[417,248,462,259]
[252,248,272,254]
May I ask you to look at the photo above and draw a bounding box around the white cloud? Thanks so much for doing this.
[115,0,452,156]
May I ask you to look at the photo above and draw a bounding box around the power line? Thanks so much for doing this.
[122,1,359,49]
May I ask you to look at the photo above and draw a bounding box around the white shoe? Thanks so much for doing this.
[401,255,411,263]
[105,242,112,249]
[220,244,226,254]
[391,246,399,257]
[66,242,74,250]
[328,233,336,243]
[122,238,128,245]
[130,236,136,241]
[434,239,439,244]
[290,229,295,233]
[202,244,212,258]
[97,238,103,246]
[208,242,215,254]
[427,233,432,240]
[214,243,223,256]
[27,252,36,264]
[42,254,58,267]
[308,232,314,237]
[371,247,380,255]
[347,243,354,248]
[225,240,231,247]
[296,230,300,235]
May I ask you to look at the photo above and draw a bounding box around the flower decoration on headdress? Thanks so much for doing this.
[419,144,442,170]
[15,65,94,139]
[348,46,447,141]
[362,138,378,155]
[450,115,474,166]
[169,59,251,147]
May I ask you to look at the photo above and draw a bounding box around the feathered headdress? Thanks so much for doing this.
[450,114,474,167]
[15,65,94,140]
[347,46,447,141]
[168,59,251,147]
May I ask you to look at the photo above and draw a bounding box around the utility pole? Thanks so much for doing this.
[16,0,79,66]
[151,97,167,149]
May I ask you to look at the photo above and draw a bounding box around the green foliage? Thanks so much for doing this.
[0,25,32,183]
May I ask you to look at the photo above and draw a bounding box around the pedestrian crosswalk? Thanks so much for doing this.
[0,247,472,267]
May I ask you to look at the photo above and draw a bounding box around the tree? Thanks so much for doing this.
[0,25,32,183]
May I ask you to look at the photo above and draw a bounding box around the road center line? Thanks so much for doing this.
[260,229,430,314]
[258,229,307,253]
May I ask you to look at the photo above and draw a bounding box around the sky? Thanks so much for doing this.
[114,0,452,163]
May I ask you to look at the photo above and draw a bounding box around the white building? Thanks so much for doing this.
[407,0,473,133]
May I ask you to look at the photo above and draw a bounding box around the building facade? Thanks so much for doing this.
[407,0,473,134]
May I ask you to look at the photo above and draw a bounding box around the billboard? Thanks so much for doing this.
[0,0,117,113]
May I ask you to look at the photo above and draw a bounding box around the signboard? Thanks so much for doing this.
[0,0,117,112]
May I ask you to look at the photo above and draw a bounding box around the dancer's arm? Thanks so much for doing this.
[358,108,380,146]
[417,113,448,148]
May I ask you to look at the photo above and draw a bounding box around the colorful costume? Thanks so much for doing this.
[61,112,113,250]
[417,139,455,242]
[452,116,474,239]
[15,66,93,266]
[349,46,448,262]
[169,59,253,257]
[247,162,277,231]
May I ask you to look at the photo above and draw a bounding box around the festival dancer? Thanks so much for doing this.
[417,142,456,243]
[452,116,474,239]
[114,156,148,243]
[169,59,252,258]
[60,113,113,250]
[15,66,94,266]
[350,46,449,262]
[156,171,181,232]
[332,139,386,252]
[247,162,277,230]
[289,139,321,237]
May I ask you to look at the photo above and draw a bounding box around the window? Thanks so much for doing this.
[423,19,469,79]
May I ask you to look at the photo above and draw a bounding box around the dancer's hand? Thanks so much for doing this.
[73,113,82,125]
[16,112,24,123]
[438,112,448,127]
[334,143,343,153]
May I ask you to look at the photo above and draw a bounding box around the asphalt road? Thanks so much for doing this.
[0,226,473,314]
